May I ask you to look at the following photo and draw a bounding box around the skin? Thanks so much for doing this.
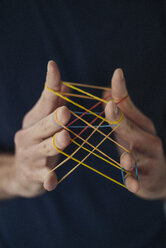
[0,61,71,198]
[105,69,166,200]
[0,61,166,200]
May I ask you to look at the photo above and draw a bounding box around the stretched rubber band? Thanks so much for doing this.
[50,120,103,174]
[62,81,108,104]
[53,120,104,181]
[71,111,130,153]
[45,81,132,188]
[74,111,101,115]
[52,134,126,188]
[65,94,112,129]
[115,95,129,104]
[45,83,123,125]
[69,124,115,128]
[52,110,115,129]
[121,168,126,186]
[72,111,115,128]
[53,110,114,128]
[62,81,112,91]
[58,120,114,184]
[135,161,138,180]
[72,110,106,141]
[61,92,97,100]
[54,114,131,175]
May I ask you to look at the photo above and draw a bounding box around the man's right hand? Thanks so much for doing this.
[4,61,71,198]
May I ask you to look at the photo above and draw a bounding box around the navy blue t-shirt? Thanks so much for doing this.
[0,1,166,247]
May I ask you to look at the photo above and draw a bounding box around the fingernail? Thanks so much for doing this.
[119,69,124,80]
[56,106,63,123]
[52,110,61,127]
[56,106,70,126]
[114,102,119,115]
[47,60,55,72]
[55,130,70,149]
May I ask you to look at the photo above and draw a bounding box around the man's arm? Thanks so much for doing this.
[0,153,16,199]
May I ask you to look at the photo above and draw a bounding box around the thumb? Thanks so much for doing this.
[111,69,156,134]
[23,60,63,129]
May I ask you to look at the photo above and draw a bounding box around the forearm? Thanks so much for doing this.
[0,153,17,200]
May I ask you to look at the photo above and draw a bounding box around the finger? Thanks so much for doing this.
[125,175,140,194]
[36,129,70,157]
[23,60,62,129]
[120,152,135,171]
[24,106,70,143]
[35,166,58,191]
[111,69,156,134]
[43,171,58,191]
[58,84,71,107]
[105,101,157,155]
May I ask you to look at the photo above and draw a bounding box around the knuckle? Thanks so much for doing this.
[42,90,57,105]
[14,130,25,145]
[146,118,156,132]
[127,119,134,131]
[47,146,57,156]
[41,158,47,167]
[22,112,32,128]
[154,136,162,146]
[51,148,59,156]
[40,142,55,156]
[40,118,48,133]
[153,136,162,153]
[22,168,34,181]
[130,142,137,152]
[41,142,47,154]
[16,148,25,159]
[148,158,155,169]
[22,113,28,126]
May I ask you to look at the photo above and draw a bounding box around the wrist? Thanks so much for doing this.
[0,154,19,199]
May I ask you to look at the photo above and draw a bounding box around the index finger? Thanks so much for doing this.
[105,101,158,156]
[23,106,71,145]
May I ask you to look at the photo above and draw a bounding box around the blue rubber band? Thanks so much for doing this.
[135,161,138,180]
[121,168,126,186]
[74,111,102,115]
[51,111,117,128]
[69,124,117,128]
[51,115,62,128]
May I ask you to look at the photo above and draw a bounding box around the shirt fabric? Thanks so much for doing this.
[0,1,166,248]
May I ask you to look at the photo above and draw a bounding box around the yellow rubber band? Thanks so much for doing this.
[61,92,97,100]
[52,134,126,188]
[45,82,131,188]
[63,81,111,91]
[54,108,130,163]
[50,119,104,173]
[54,120,105,183]
[54,113,130,174]
[71,111,130,153]
[62,81,108,104]
[45,83,123,125]
[72,139,130,175]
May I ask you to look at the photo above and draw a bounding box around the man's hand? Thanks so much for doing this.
[105,69,166,200]
[3,61,71,198]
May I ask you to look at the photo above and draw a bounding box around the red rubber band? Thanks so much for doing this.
[116,95,129,104]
